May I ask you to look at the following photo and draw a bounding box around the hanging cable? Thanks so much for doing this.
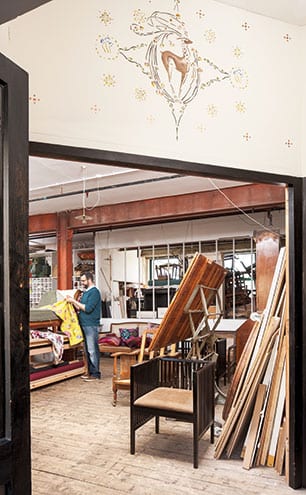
[207,178,284,237]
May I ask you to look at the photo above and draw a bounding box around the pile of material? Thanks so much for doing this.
[215,247,288,477]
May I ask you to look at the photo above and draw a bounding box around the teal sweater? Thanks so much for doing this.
[78,286,101,327]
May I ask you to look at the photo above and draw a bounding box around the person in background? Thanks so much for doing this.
[66,271,101,382]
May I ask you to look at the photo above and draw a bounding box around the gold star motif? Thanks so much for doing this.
[204,29,216,44]
[98,10,113,26]
[235,101,246,113]
[207,104,217,117]
[196,123,206,133]
[102,74,116,87]
[233,46,242,58]
[135,88,147,101]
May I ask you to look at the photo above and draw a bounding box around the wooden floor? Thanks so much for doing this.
[31,357,299,495]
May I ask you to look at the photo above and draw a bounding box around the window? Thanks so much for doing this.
[100,236,255,320]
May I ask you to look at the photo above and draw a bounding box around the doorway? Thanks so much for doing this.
[29,141,304,489]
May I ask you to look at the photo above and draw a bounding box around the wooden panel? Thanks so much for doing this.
[236,319,257,363]
[215,248,287,464]
[222,320,260,421]
[149,253,227,350]
[256,231,280,311]
[242,383,267,469]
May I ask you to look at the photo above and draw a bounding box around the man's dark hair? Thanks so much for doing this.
[82,271,94,282]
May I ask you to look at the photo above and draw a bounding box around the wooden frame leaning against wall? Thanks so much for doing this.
[29,140,305,490]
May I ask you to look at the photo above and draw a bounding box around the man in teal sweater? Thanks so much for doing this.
[67,271,101,381]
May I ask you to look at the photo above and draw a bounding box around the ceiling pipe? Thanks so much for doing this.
[29,174,182,202]
[29,167,138,192]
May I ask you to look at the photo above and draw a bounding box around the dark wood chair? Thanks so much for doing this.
[130,356,215,468]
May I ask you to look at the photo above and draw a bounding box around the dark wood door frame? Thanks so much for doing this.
[29,141,304,489]
[1,0,304,491]
[0,55,30,494]
[0,0,52,25]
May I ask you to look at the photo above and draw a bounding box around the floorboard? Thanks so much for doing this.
[31,357,296,495]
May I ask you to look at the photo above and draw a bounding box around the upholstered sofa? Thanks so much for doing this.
[98,321,158,354]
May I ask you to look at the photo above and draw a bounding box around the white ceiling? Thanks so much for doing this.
[29,156,247,216]
[216,0,306,26]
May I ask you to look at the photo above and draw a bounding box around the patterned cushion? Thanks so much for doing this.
[119,327,139,346]
[98,333,121,346]
[125,336,142,348]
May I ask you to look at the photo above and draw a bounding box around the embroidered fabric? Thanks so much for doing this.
[30,330,64,364]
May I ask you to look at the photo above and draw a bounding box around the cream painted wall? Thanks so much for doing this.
[0,0,302,175]
[95,211,284,250]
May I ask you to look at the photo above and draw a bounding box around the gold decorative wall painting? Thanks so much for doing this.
[119,11,201,139]
[235,101,246,113]
[102,74,116,87]
[118,6,248,139]
[98,10,113,26]
[285,139,293,148]
[95,35,119,60]
[90,104,101,113]
[233,46,243,58]
[29,94,41,104]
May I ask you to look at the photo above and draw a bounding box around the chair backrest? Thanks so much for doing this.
[157,357,214,389]
[137,328,177,363]
[137,328,158,362]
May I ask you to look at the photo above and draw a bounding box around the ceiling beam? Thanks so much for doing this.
[68,183,285,230]
[29,183,285,235]
[29,212,57,235]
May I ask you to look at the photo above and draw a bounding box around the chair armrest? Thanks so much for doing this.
[111,349,140,358]
[195,360,215,385]
[194,360,215,417]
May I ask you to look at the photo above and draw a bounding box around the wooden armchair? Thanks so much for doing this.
[111,328,163,406]
[130,356,215,468]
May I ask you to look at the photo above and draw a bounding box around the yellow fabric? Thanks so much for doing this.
[44,300,84,346]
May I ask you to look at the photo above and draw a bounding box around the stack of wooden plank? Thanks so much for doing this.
[215,247,288,477]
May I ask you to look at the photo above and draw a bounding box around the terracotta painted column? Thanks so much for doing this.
[255,230,280,311]
[57,212,73,289]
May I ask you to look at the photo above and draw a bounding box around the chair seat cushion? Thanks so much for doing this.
[134,387,193,414]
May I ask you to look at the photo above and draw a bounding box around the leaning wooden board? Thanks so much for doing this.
[149,253,227,351]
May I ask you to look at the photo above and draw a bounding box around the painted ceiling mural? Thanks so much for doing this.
[95,1,248,140]
[0,0,295,174]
